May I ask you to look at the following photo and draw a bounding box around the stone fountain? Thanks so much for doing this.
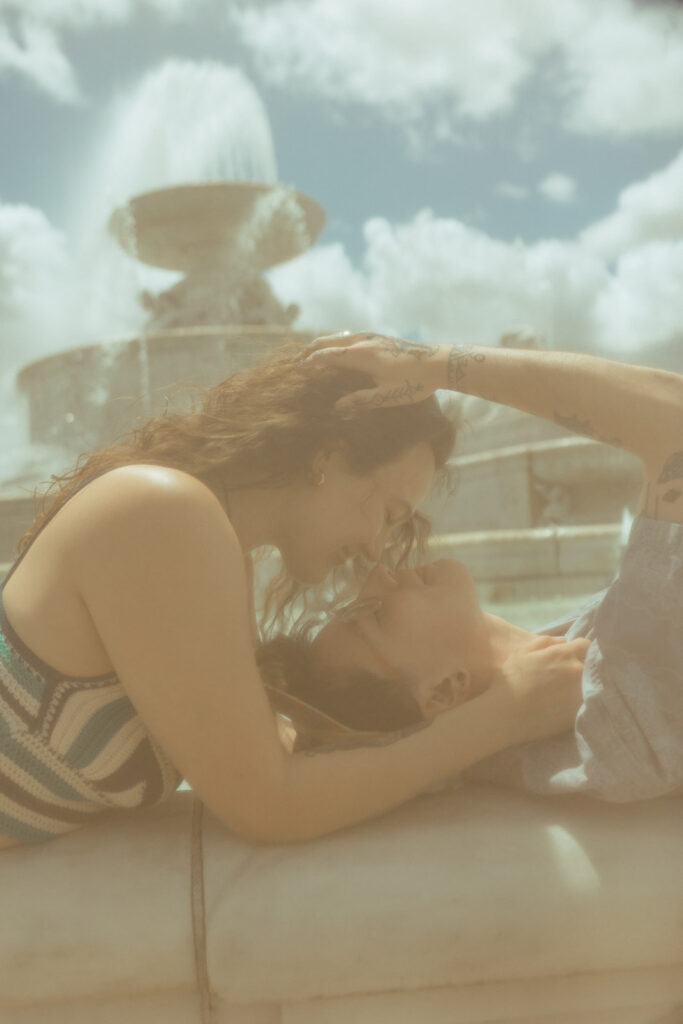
[0,179,325,565]
[0,190,642,627]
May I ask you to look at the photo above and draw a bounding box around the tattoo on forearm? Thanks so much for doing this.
[302,719,431,756]
[447,346,486,392]
[553,412,622,448]
[350,380,425,409]
[657,451,683,484]
[658,450,683,504]
[357,333,439,360]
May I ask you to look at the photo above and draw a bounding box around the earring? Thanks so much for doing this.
[315,471,326,487]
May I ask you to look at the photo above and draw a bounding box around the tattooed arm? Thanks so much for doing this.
[450,344,683,526]
[443,345,682,466]
[636,449,683,527]
[308,332,682,475]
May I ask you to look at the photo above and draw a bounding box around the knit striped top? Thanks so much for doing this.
[0,473,181,844]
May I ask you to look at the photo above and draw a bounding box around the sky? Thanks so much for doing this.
[1,0,682,391]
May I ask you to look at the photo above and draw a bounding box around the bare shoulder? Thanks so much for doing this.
[71,462,244,618]
[69,464,284,839]
[69,463,232,558]
[75,463,222,516]
[638,445,683,527]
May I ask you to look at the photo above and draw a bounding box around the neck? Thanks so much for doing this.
[201,473,286,551]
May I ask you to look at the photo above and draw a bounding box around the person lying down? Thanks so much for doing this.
[260,514,682,803]
[258,331,683,805]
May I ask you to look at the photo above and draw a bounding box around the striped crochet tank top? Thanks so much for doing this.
[0,472,181,844]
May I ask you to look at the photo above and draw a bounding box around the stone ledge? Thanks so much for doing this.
[2,785,682,1021]
[428,523,623,583]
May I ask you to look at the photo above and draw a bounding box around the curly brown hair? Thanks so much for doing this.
[18,343,456,628]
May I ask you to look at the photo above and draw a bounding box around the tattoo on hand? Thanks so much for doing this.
[553,412,622,448]
[349,380,425,409]
[302,719,431,756]
[357,333,440,360]
[657,451,683,505]
[657,451,683,485]
[447,346,486,392]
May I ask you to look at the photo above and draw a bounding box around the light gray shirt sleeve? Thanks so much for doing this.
[464,515,683,802]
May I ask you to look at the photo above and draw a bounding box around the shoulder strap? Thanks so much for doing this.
[191,797,215,1023]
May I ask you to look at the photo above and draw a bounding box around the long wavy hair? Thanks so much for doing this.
[18,344,457,629]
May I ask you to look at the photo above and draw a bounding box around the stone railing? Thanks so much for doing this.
[2,786,682,1023]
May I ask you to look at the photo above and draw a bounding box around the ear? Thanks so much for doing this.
[310,444,351,481]
[422,670,471,718]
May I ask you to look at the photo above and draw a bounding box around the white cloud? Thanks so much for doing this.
[561,0,683,137]
[233,0,683,141]
[0,202,75,365]
[538,174,577,204]
[232,0,548,129]
[270,156,683,357]
[270,209,609,351]
[593,241,683,351]
[268,243,378,334]
[580,147,683,258]
[495,182,529,201]
[0,0,209,102]
[0,16,82,103]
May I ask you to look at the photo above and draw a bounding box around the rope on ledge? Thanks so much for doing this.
[191,796,215,1023]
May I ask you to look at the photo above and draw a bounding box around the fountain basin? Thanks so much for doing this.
[109,182,325,273]
[17,325,315,457]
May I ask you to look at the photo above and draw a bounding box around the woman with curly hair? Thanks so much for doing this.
[0,342,586,849]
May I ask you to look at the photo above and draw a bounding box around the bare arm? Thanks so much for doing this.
[72,466,584,844]
[636,446,683,527]
[442,344,683,527]
[441,344,683,470]
[309,332,682,471]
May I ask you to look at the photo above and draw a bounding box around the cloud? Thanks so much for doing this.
[270,209,609,351]
[267,243,378,334]
[0,16,82,103]
[232,0,546,129]
[593,241,683,350]
[0,202,75,365]
[233,0,683,141]
[270,154,683,357]
[580,147,683,258]
[538,174,577,204]
[561,0,683,137]
[495,182,529,201]
[0,0,209,102]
